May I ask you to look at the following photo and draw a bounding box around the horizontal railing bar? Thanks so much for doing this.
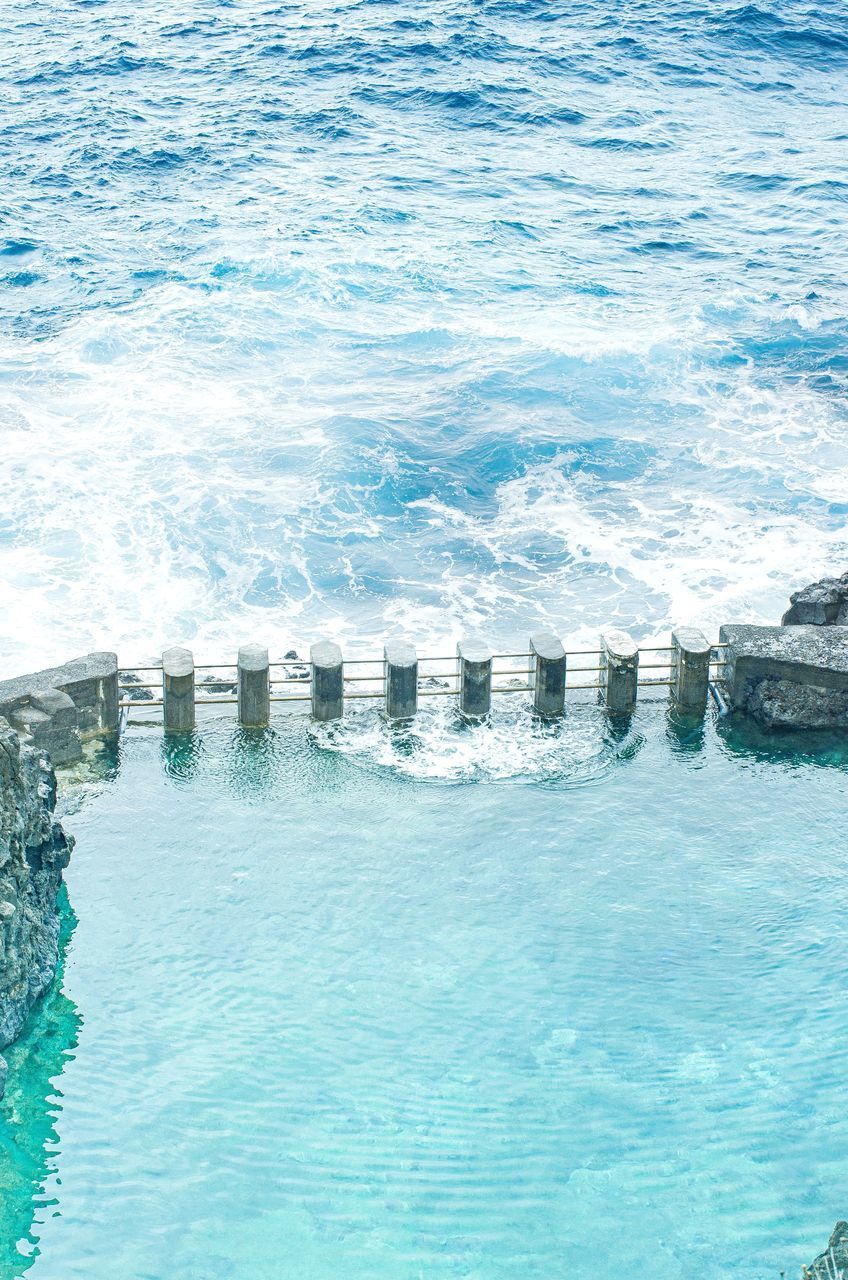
[122,680,691,712]
[120,641,724,675]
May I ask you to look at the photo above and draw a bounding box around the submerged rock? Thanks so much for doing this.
[803,1221,848,1278]
[121,673,154,702]
[0,717,73,1098]
[0,1054,6,1099]
[281,650,309,681]
[199,675,237,694]
[783,572,848,626]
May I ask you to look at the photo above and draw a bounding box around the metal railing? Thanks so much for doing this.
[117,644,728,712]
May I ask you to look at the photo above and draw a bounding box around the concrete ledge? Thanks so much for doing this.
[0,652,118,764]
[10,690,82,766]
[0,654,119,734]
[720,624,848,730]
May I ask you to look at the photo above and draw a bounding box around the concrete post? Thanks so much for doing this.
[310,641,343,722]
[671,627,711,714]
[530,632,566,717]
[384,640,417,721]
[457,639,492,720]
[98,653,119,734]
[238,645,270,727]
[600,629,639,715]
[162,647,195,733]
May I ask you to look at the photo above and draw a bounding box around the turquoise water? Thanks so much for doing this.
[3,709,848,1278]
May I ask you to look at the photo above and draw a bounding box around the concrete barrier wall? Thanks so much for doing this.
[3,621,845,766]
[0,653,118,765]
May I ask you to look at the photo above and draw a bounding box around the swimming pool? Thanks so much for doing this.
[2,706,846,1278]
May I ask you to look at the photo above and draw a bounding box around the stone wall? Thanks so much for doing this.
[0,718,73,1099]
[0,651,118,766]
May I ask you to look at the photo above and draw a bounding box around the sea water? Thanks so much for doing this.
[0,0,847,667]
[1,711,848,1278]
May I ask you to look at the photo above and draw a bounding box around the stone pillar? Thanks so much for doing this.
[530,632,566,717]
[600,629,639,715]
[384,640,417,721]
[671,627,711,714]
[238,645,270,728]
[310,641,343,722]
[97,653,120,734]
[162,647,195,733]
[457,639,492,720]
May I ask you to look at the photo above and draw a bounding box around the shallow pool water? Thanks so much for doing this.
[1,707,847,1279]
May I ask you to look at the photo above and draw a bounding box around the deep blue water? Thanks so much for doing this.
[0,0,847,669]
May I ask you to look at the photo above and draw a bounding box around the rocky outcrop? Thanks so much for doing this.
[804,1222,848,1278]
[0,717,73,1099]
[783,572,848,626]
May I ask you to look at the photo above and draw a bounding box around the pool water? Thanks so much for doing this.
[2,707,847,1278]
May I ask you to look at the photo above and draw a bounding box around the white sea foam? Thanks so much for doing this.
[1,277,847,674]
[310,699,639,785]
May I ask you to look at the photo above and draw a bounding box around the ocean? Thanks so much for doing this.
[1,0,847,670]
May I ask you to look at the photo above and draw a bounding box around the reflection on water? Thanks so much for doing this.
[0,892,81,1278]
[718,715,848,771]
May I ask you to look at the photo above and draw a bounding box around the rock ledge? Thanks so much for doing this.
[0,717,73,1099]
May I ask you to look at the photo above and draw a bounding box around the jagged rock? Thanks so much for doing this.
[746,678,848,730]
[199,675,237,694]
[281,651,309,681]
[121,673,154,701]
[0,718,73,1076]
[783,573,848,626]
[804,1221,848,1278]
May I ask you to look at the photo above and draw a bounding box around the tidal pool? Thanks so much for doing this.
[1,705,846,1279]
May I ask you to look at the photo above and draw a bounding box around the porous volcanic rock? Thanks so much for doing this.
[783,572,848,626]
[746,677,848,730]
[0,717,73,1098]
[804,1221,848,1279]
